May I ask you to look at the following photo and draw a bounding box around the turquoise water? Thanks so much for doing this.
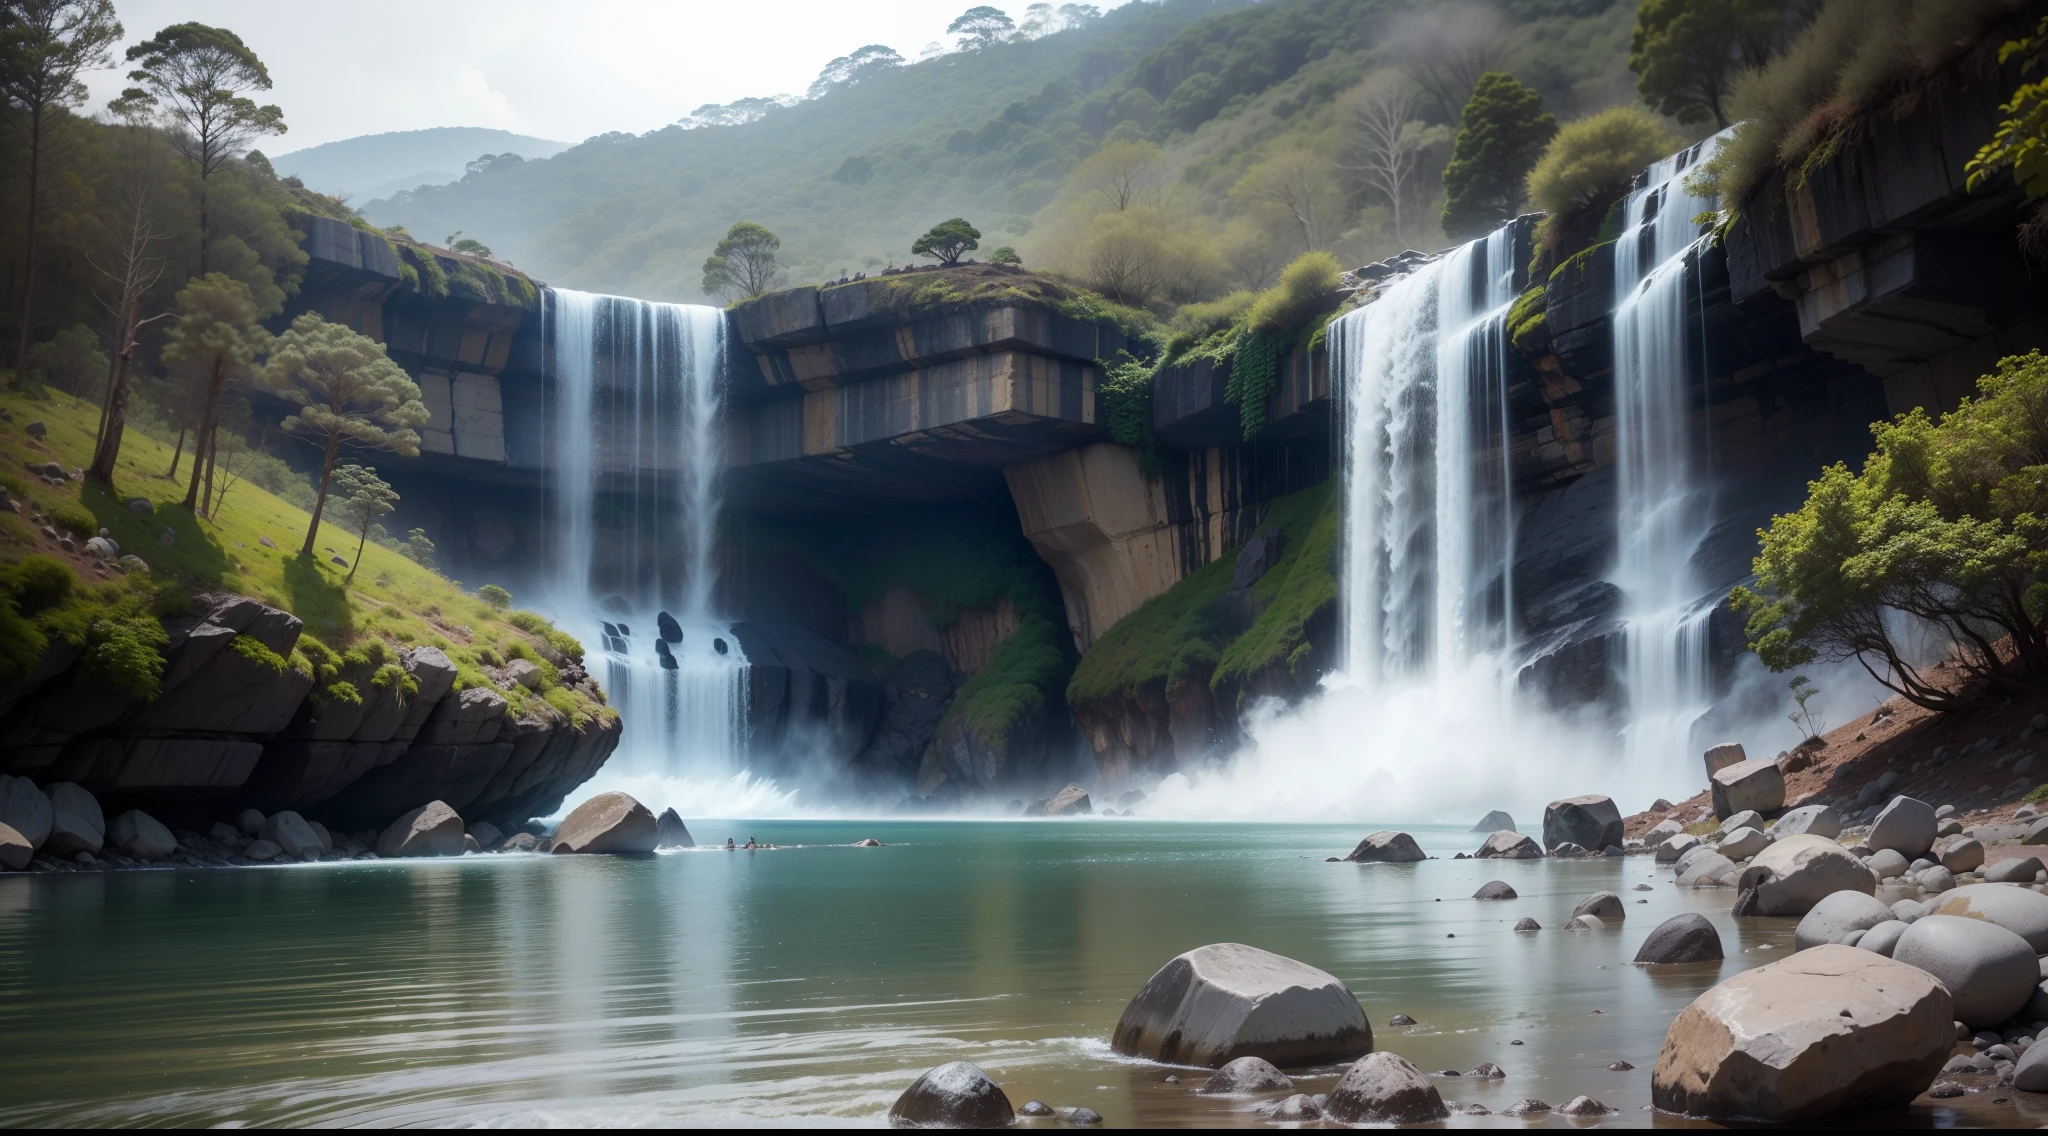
[0,821,2019,1126]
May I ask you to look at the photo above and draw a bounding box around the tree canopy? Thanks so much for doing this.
[701,221,784,300]
[912,217,981,264]
[949,6,1016,50]
[1629,0,1790,128]
[1440,72,1556,240]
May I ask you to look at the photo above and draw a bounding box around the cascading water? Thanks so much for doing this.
[1608,133,1730,780]
[545,289,754,795]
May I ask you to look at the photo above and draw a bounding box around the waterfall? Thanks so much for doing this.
[545,288,749,783]
[1608,133,1729,779]
[1336,225,1520,690]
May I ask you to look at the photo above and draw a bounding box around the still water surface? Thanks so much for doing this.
[0,821,2015,1127]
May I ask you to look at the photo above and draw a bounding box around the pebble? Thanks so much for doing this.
[1161,1075,1179,1084]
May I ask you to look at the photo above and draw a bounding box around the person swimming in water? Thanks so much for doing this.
[724,838,735,850]
[744,836,758,849]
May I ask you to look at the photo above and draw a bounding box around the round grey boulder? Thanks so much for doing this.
[1892,915,2039,1027]
[258,810,324,859]
[0,774,52,850]
[1543,795,1622,854]
[1857,920,1910,957]
[1917,865,1957,893]
[551,791,658,854]
[1736,835,1875,916]
[43,782,103,856]
[1266,1093,1321,1121]
[1867,796,1938,860]
[1938,837,1985,875]
[1867,848,1909,880]
[1473,880,1517,900]
[1794,890,1894,950]
[1514,917,1541,931]
[1772,804,1842,840]
[1634,913,1723,964]
[888,1061,1014,1128]
[377,800,465,857]
[1323,1052,1449,1125]
[1674,843,1721,876]
[1657,833,1700,862]
[1985,855,2045,884]
[1717,809,1765,836]
[2015,1032,2048,1091]
[1111,943,1372,1067]
[1475,830,1543,859]
[1925,883,2048,951]
[1344,830,1425,863]
[1679,851,1738,888]
[108,810,176,860]
[1890,898,1927,923]
[1572,892,1625,921]
[1198,1055,1292,1095]
[1719,827,1771,861]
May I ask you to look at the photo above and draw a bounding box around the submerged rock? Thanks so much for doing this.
[655,808,694,849]
[1198,1055,1292,1095]
[1514,917,1541,931]
[376,800,466,858]
[1635,914,1723,964]
[551,791,658,854]
[1473,880,1517,900]
[1571,892,1625,921]
[1344,830,1425,863]
[1470,809,1515,833]
[1677,852,1738,888]
[1476,830,1543,859]
[1651,945,1952,1120]
[888,1061,1014,1128]
[1266,1093,1321,1120]
[1543,795,1622,853]
[1111,942,1372,1067]
[1323,1052,1449,1125]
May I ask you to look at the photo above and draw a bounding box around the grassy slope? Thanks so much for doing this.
[1067,478,1336,710]
[0,388,609,726]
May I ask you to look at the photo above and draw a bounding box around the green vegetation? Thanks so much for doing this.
[1507,283,1549,354]
[912,217,983,264]
[701,221,786,301]
[1628,0,1796,129]
[1440,72,1557,240]
[329,464,396,581]
[476,584,512,610]
[1969,12,2048,252]
[1525,106,1678,248]
[1734,351,2048,712]
[1068,480,1335,711]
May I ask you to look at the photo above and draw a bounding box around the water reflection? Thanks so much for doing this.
[0,822,2014,1127]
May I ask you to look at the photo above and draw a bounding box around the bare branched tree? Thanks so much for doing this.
[1230,147,1344,253]
[1337,75,1447,247]
[1385,2,1512,123]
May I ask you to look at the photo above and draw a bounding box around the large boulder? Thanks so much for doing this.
[1635,913,1723,964]
[1711,759,1785,818]
[1473,880,1518,900]
[1703,742,1748,780]
[0,821,30,870]
[107,810,176,860]
[1716,809,1765,836]
[1937,837,1985,874]
[1657,833,1700,862]
[0,774,52,850]
[1543,795,1622,853]
[258,810,325,859]
[1470,809,1515,832]
[1650,945,1953,1120]
[1046,785,1092,816]
[1344,831,1425,863]
[1891,915,2038,1027]
[1857,920,1910,957]
[1719,827,1771,861]
[42,782,103,855]
[1475,830,1543,859]
[1677,851,1738,888]
[1735,835,1874,916]
[1772,804,1841,840]
[1793,890,1894,950]
[2015,1037,2048,1092]
[552,791,658,854]
[1985,855,2044,883]
[1323,1052,1449,1125]
[655,807,694,849]
[375,801,465,857]
[888,1062,1014,1128]
[1866,796,1937,860]
[1925,884,2048,952]
[1571,892,1625,921]
[1111,943,1373,1067]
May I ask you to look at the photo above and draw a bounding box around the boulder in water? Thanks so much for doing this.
[0,774,52,850]
[1635,914,1723,964]
[552,792,658,854]
[1470,809,1515,833]
[888,1061,1015,1128]
[258,810,324,859]
[1650,944,1953,1120]
[1473,880,1517,900]
[1543,795,1622,853]
[43,782,103,856]
[655,808,694,848]
[1046,785,1092,816]
[108,810,176,860]
[1657,833,1700,862]
[377,801,466,857]
[1323,1052,1449,1125]
[469,821,502,850]
[1475,830,1543,859]
[1572,892,1625,921]
[1197,1055,1293,1095]
[1111,943,1372,1067]
[853,837,884,847]
[0,821,29,870]
[1344,831,1425,863]
[657,611,682,644]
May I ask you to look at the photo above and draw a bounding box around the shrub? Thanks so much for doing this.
[1246,250,1342,334]
[1526,107,1678,243]
[475,584,512,610]
[50,503,96,539]
[4,555,74,613]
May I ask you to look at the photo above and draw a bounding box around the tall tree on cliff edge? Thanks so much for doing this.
[701,221,784,301]
[0,0,123,374]
[263,313,426,558]
[1630,0,1803,129]
[111,22,284,275]
[1440,72,1557,241]
[162,273,267,517]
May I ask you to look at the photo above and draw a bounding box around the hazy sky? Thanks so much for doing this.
[80,1,1137,153]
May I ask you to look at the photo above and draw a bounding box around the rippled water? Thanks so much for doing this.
[0,821,2027,1127]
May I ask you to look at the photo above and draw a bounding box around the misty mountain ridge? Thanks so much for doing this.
[273,126,571,203]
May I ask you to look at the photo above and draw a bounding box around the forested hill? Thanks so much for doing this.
[273,127,571,203]
[367,0,1636,302]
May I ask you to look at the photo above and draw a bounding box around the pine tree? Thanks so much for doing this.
[1630,0,1790,129]
[1440,72,1557,241]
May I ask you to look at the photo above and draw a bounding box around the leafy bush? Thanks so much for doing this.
[1526,107,1678,245]
[5,555,75,613]
[50,503,96,539]
[475,584,512,610]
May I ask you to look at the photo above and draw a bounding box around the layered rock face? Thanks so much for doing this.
[0,593,618,832]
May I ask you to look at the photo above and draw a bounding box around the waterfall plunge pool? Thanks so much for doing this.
[0,821,2016,1127]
